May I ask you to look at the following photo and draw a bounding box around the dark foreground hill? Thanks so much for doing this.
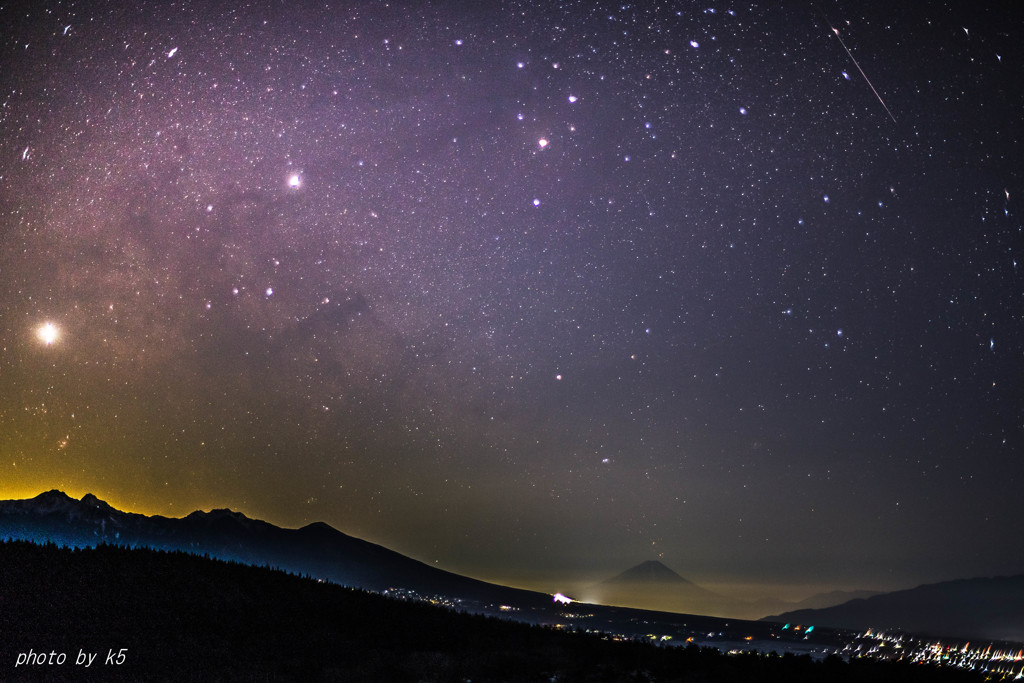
[763,575,1024,642]
[0,541,985,682]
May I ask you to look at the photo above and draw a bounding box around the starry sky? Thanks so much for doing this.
[2,0,1023,605]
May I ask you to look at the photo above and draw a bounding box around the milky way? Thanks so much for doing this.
[2,1,1022,599]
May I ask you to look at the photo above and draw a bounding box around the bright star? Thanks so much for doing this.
[288,173,301,188]
[37,322,59,345]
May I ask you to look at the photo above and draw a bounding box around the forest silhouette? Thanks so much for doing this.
[0,541,985,681]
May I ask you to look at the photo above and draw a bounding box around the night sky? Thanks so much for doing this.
[2,1,1023,605]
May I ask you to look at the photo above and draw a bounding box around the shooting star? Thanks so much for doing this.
[819,10,897,124]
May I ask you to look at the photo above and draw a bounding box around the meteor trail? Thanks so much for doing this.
[819,11,897,123]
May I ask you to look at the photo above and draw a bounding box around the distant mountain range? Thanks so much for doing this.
[0,492,839,620]
[0,490,553,611]
[598,559,1024,643]
[583,560,878,621]
[786,589,883,612]
[3,491,1022,645]
[762,575,1024,643]
[1,491,875,660]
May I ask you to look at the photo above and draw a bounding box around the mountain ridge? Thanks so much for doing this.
[0,490,555,610]
[762,575,1024,642]
[5,490,1024,644]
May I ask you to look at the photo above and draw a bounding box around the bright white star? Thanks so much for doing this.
[37,322,59,345]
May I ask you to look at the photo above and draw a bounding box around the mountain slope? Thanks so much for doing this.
[762,575,1024,642]
[789,589,883,611]
[0,490,552,609]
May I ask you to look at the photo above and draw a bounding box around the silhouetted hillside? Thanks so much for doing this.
[0,541,986,682]
[788,589,883,611]
[763,575,1024,642]
[5,492,1019,645]
[0,490,554,610]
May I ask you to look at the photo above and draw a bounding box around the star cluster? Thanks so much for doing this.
[2,1,1022,597]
